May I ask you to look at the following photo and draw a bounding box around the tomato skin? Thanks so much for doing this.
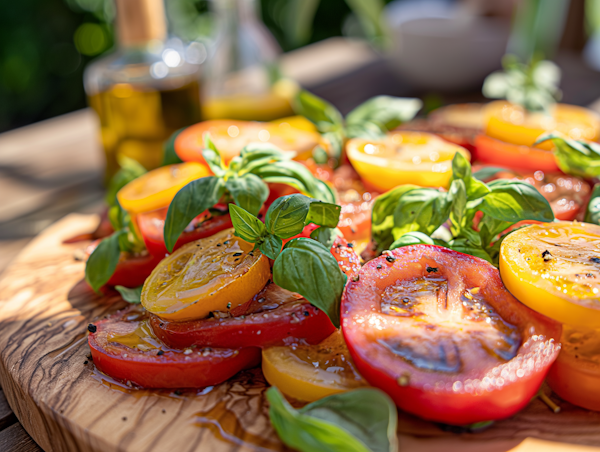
[107,253,163,288]
[342,245,561,425]
[137,208,233,258]
[88,306,261,389]
[475,134,560,173]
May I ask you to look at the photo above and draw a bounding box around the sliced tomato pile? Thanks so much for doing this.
[88,305,261,389]
[342,245,561,425]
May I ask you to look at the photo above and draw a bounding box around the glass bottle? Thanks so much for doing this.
[202,0,296,121]
[84,0,206,181]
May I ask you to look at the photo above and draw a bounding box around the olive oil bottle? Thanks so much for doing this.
[84,0,204,181]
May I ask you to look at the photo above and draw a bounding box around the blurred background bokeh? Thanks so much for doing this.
[2,0,599,133]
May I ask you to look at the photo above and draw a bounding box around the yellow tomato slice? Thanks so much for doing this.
[547,325,600,411]
[117,162,209,215]
[500,221,600,328]
[484,101,600,150]
[175,119,324,164]
[262,330,367,402]
[346,131,470,191]
[141,228,271,322]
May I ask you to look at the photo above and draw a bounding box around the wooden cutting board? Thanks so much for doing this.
[1,214,600,452]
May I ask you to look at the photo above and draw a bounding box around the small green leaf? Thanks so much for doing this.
[85,231,124,293]
[392,188,450,238]
[306,201,341,228]
[371,184,419,251]
[239,142,295,173]
[535,133,600,178]
[260,234,283,260]
[293,90,344,130]
[310,227,342,249]
[106,155,147,207]
[162,129,185,166]
[267,387,398,452]
[449,152,490,200]
[472,166,508,181]
[164,176,225,252]
[448,179,467,237]
[390,231,435,249]
[346,96,422,132]
[226,174,269,216]
[585,184,600,225]
[448,238,494,264]
[273,238,347,328]
[115,285,143,304]
[481,180,554,223]
[229,204,267,243]
[265,194,313,239]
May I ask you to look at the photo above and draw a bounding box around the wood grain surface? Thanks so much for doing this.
[1,214,600,452]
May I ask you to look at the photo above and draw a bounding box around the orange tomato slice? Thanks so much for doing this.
[500,222,600,328]
[484,101,600,149]
[475,134,560,173]
[175,119,324,165]
[346,131,470,191]
[262,330,368,402]
[142,228,271,322]
[117,162,210,215]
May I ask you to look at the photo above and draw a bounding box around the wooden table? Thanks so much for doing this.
[2,38,600,451]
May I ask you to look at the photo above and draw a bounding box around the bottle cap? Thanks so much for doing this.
[115,0,167,46]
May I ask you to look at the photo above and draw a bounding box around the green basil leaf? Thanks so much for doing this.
[229,203,267,243]
[448,238,494,264]
[472,166,508,181]
[390,231,435,249]
[265,194,312,239]
[585,184,600,225]
[260,234,283,260]
[450,152,490,200]
[481,180,554,223]
[267,387,398,452]
[448,179,467,237]
[164,176,225,252]
[346,96,422,132]
[371,184,419,251]
[273,238,347,327]
[106,155,147,207]
[226,174,269,216]
[345,122,386,140]
[322,128,345,164]
[293,90,344,130]
[392,188,450,238]
[115,285,143,304]
[310,226,342,249]
[85,231,124,293]
[478,216,512,248]
[306,201,341,228]
[239,142,295,172]
[261,176,309,193]
[535,133,600,178]
[162,128,185,166]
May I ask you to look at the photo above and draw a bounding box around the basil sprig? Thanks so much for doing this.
[372,152,554,265]
[535,133,600,178]
[294,90,422,165]
[267,387,398,452]
[163,136,336,252]
[585,184,600,225]
[229,194,346,327]
[106,155,147,208]
[482,54,562,113]
[114,285,143,304]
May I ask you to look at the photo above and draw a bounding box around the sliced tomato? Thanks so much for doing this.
[88,305,260,388]
[150,283,336,349]
[342,245,561,425]
[136,206,233,258]
[475,134,560,173]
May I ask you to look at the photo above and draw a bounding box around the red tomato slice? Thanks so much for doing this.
[342,245,561,425]
[137,207,233,258]
[150,283,336,349]
[475,134,560,173]
[88,305,261,388]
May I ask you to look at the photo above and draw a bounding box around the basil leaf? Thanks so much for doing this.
[261,176,309,194]
[226,174,269,216]
[293,90,344,130]
[265,194,312,239]
[478,216,512,248]
[106,155,147,207]
[115,285,143,304]
[472,166,507,181]
[371,184,418,251]
[346,96,422,132]
[450,152,490,200]
[390,231,435,249]
[345,122,386,140]
[306,201,341,228]
[229,204,267,243]
[481,180,554,223]
[585,184,600,225]
[448,179,467,237]
[322,128,345,163]
[260,234,283,260]
[85,231,124,293]
[162,128,185,166]
[392,188,450,238]
[273,238,347,327]
[310,227,342,249]
[535,133,600,178]
[448,238,494,264]
[267,387,398,452]
[164,176,225,252]
[239,142,294,172]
